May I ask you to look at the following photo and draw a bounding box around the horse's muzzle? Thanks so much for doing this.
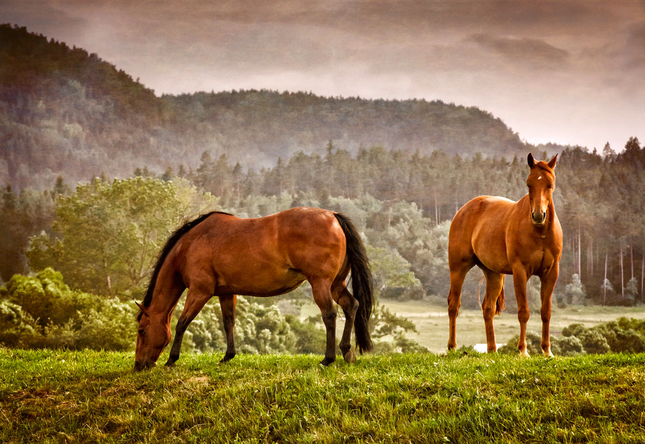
[134,360,157,371]
[531,211,547,226]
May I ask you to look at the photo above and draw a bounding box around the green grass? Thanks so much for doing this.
[2,349,645,443]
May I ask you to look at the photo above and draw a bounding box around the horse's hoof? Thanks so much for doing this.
[544,349,554,358]
[319,357,335,366]
[218,353,236,365]
[164,360,176,367]
[343,350,356,364]
[519,350,530,358]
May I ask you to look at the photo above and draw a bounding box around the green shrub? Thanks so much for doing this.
[0,269,136,351]
[0,300,39,347]
[557,336,585,356]
[562,323,586,337]
[579,330,611,354]
[284,315,327,355]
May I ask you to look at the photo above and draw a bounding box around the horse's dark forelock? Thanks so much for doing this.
[141,211,232,308]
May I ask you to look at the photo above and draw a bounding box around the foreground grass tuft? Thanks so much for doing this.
[1,348,645,443]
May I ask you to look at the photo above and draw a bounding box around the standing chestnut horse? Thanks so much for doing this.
[447,153,562,356]
[134,207,373,370]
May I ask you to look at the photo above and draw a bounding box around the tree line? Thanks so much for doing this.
[172,139,644,307]
[2,138,644,309]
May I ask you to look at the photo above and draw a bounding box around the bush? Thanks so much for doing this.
[182,296,297,355]
[579,330,611,354]
[562,323,586,338]
[595,321,645,353]
[0,300,39,347]
[0,269,137,350]
[556,336,584,356]
[285,315,327,355]
[500,317,645,357]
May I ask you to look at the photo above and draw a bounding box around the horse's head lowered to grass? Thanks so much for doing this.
[134,302,171,371]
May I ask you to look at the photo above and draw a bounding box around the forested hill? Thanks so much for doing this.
[1,24,530,190]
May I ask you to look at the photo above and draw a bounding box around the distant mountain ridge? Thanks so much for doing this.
[1,24,533,189]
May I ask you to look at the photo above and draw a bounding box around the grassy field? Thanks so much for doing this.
[2,349,645,443]
[301,300,645,353]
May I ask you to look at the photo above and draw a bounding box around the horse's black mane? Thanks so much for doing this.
[141,211,232,310]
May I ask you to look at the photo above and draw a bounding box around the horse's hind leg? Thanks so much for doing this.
[447,261,472,351]
[334,284,359,363]
[165,283,214,367]
[482,269,505,353]
[219,294,237,363]
[311,278,337,366]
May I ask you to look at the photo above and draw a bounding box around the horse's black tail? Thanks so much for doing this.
[334,213,374,353]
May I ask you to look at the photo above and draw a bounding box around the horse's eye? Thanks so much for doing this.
[138,329,144,335]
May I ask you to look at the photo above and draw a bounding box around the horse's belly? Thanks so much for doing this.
[475,250,513,275]
[214,266,307,297]
[472,226,512,274]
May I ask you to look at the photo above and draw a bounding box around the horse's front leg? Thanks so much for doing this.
[165,285,213,367]
[511,264,530,357]
[219,294,237,364]
[540,266,559,357]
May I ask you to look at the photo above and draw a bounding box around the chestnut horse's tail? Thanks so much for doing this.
[142,212,221,308]
[478,273,505,316]
[334,213,374,353]
[496,287,506,316]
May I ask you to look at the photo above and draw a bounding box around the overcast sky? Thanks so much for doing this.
[2,0,644,151]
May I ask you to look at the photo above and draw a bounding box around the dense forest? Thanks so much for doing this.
[1,24,534,190]
[2,139,644,309]
[161,140,645,308]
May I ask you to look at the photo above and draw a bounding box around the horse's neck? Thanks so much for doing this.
[148,289,181,323]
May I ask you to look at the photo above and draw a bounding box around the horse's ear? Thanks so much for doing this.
[548,153,558,169]
[527,153,536,168]
[135,302,148,317]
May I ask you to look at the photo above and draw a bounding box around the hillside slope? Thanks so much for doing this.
[2,350,644,443]
[1,24,529,189]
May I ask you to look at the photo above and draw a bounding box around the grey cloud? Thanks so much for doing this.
[622,22,645,70]
[468,34,570,68]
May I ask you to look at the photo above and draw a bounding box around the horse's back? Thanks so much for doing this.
[450,196,515,238]
[174,207,346,296]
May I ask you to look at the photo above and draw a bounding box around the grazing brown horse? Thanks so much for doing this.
[447,153,562,356]
[134,207,373,370]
